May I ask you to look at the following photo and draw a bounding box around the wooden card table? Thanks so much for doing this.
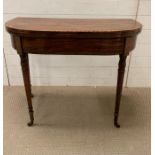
[5,18,142,128]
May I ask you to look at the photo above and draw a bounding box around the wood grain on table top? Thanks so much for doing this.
[5,17,142,35]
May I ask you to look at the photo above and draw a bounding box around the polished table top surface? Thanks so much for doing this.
[5,17,142,37]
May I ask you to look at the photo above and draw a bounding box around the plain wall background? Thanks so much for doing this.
[3,0,151,87]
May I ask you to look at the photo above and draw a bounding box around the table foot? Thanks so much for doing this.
[27,110,34,127]
[114,116,120,128]
[27,121,34,126]
[114,121,120,128]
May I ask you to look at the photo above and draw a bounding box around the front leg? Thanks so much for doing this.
[20,53,34,126]
[114,54,127,128]
[27,53,33,98]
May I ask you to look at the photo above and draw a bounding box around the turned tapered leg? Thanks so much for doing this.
[114,54,127,128]
[20,53,34,126]
[27,55,34,98]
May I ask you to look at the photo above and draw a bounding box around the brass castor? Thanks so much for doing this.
[27,121,34,126]
[114,121,120,128]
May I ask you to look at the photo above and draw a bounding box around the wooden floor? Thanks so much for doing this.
[4,86,150,155]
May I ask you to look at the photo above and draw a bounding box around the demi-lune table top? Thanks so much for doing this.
[5,17,142,37]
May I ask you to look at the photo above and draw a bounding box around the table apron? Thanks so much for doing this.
[21,37,125,55]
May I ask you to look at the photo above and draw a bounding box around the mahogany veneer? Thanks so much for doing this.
[5,17,142,128]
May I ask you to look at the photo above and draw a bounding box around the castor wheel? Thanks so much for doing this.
[114,121,120,128]
[27,121,34,126]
